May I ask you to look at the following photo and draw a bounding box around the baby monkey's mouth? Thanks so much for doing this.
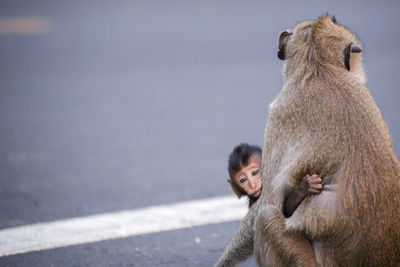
[251,188,262,198]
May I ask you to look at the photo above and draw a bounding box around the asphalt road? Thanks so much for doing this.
[0,0,399,266]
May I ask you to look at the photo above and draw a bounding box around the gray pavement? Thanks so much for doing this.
[0,0,399,266]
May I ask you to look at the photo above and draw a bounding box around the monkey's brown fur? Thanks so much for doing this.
[216,15,400,266]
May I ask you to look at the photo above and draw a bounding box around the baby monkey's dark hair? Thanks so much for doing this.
[228,143,262,195]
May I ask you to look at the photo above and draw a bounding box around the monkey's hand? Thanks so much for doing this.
[304,174,323,194]
[283,174,323,218]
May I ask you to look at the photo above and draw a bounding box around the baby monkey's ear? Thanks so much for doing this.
[227,178,242,199]
[343,42,362,71]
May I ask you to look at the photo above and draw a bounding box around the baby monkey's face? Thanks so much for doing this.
[234,156,262,198]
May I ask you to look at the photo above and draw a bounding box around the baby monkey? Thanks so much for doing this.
[227,143,323,217]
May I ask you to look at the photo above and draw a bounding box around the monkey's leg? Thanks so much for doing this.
[254,205,317,267]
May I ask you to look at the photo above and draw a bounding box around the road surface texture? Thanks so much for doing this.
[0,0,399,266]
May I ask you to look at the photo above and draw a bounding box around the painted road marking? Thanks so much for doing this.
[0,17,51,34]
[0,195,248,257]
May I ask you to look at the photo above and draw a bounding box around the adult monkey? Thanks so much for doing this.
[216,15,400,266]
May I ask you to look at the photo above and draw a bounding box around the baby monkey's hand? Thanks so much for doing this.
[304,174,323,194]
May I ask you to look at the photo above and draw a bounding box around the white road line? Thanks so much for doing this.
[0,195,248,257]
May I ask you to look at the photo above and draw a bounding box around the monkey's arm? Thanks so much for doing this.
[215,209,256,267]
[283,174,322,218]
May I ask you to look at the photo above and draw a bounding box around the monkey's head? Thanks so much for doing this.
[278,15,365,83]
[227,143,263,200]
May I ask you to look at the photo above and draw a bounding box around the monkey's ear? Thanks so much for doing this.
[278,31,293,60]
[227,178,242,199]
[343,42,362,71]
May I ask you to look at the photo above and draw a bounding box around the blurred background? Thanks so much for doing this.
[0,0,399,266]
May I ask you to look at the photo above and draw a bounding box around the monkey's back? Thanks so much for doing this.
[262,73,400,265]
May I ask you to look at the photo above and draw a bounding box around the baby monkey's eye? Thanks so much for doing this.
[240,177,247,183]
[252,170,259,176]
